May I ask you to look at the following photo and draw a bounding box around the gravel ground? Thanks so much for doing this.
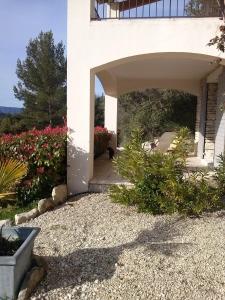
[26,193,225,300]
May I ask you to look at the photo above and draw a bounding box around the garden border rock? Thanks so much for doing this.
[0,219,12,227]
[17,255,47,300]
[14,184,68,225]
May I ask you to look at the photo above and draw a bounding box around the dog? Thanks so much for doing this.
[107,147,115,160]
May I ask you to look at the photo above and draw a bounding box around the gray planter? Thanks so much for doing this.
[0,227,40,300]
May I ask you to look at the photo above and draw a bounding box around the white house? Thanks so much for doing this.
[67,0,225,194]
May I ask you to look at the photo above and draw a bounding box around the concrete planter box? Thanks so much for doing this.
[0,227,40,300]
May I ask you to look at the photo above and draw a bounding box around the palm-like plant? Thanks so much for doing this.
[0,159,28,200]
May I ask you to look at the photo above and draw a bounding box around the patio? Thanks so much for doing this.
[89,131,208,192]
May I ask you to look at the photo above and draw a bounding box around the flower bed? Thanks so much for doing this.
[0,126,67,205]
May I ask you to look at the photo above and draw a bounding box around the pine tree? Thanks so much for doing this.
[14,31,67,128]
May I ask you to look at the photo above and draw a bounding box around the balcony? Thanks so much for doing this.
[92,0,224,20]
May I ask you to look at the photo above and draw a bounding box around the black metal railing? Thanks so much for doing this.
[92,0,224,20]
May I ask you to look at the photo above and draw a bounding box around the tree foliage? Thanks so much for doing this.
[186,0,225,52]
[118,89,196,144]
[95,95,105,126]
[13,31,67,128]
[209,25,225,52]
[186,0,220,17]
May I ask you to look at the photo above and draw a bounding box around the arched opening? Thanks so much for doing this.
[91,87,200,192]
[88,52,224,191]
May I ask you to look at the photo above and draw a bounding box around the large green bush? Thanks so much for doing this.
[110,128,223,216]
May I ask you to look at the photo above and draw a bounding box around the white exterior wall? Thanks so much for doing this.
[89,19,223,73]
[68,0,225,193]
[67,0,95,194]
[105,95,118,151]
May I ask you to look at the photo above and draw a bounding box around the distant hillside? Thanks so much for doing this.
[0,106,22,115]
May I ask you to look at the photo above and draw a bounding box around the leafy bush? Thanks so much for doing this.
[110,128,223,216]
[0,126,67,205]
[0,125,112,205]
[214,154,225,198]
[94,126,112,158]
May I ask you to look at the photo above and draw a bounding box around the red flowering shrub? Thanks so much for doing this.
[94,126,112,158]
[0,125,111,205]
[0,126,67,205]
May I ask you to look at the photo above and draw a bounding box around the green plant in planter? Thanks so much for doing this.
[0,226,22,256]
[0,159,27,204]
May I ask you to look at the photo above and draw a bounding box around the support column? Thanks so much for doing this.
[197,82,207,159]
[194,96,201,154]
[204,83,218,164]
[67,0,95,194]
[105,95,118,151]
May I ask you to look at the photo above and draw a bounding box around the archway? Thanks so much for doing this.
[67,51,225,194]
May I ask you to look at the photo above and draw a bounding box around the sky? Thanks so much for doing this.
[0,0,104,108]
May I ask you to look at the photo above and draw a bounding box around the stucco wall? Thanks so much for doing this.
[90,18,224,71]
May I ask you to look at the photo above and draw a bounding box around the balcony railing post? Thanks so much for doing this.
[109,1,119,18]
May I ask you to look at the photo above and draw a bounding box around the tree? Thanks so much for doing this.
[118,89,196,144]
[95,95,105,126]
[118,89,172,144]
[14,31,67,128]
[186,0,220,17]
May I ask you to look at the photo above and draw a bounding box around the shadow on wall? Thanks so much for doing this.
[67,129,93,194]
[38,219,192,293]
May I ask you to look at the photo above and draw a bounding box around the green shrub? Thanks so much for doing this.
[110,128,223,216]
[214,154,225,198]
[0,126,67,205]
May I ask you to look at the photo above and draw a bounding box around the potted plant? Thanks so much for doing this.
[0,226,40,299]
[0,159,40,299]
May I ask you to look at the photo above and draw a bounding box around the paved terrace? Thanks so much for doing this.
[90,132,208,192]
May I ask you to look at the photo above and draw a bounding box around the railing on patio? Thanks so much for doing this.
[92,0,224,20]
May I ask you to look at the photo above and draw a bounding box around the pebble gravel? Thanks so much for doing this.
[25,193,225,300]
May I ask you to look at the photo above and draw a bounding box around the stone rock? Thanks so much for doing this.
[52,184,67,205]
[33,254,48,271]
[15,208,39,225]
[38,197,55,214]
[0,219,12,227]
[17,266,45,300]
